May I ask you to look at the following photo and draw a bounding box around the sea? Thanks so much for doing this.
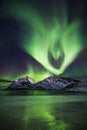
[0,90,87,130]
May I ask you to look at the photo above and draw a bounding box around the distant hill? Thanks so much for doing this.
[0,80,12,90]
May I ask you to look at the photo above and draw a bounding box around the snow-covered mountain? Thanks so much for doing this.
[4,76,87,92]
[35,76,80,90]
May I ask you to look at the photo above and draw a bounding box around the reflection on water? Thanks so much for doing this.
[0,91,87,130]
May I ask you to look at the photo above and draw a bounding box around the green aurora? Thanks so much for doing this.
[2,1,85,81]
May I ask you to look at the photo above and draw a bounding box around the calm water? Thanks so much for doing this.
[0,90,87,130]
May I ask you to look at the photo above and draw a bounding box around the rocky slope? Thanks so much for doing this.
[5,76,87,92]
[7,76,35,90]
[34,76,80,90]
[62,81,87,92]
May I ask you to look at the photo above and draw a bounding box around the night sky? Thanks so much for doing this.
[0,0,87,81]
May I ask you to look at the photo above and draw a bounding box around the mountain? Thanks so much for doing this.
[7,76,35,90]
[62,80,87,92]
[34,76,80,90]
[5,76,87,92]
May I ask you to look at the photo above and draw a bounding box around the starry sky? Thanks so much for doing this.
[0,0,87,81]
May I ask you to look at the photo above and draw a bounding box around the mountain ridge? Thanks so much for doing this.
[1,76,86,92]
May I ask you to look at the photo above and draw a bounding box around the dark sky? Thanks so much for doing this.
[0,0,87,80]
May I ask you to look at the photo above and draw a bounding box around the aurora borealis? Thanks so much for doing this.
[0,0,87,81]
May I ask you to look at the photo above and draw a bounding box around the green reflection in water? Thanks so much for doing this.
[22,94,69,130]
[0,92,87,130]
